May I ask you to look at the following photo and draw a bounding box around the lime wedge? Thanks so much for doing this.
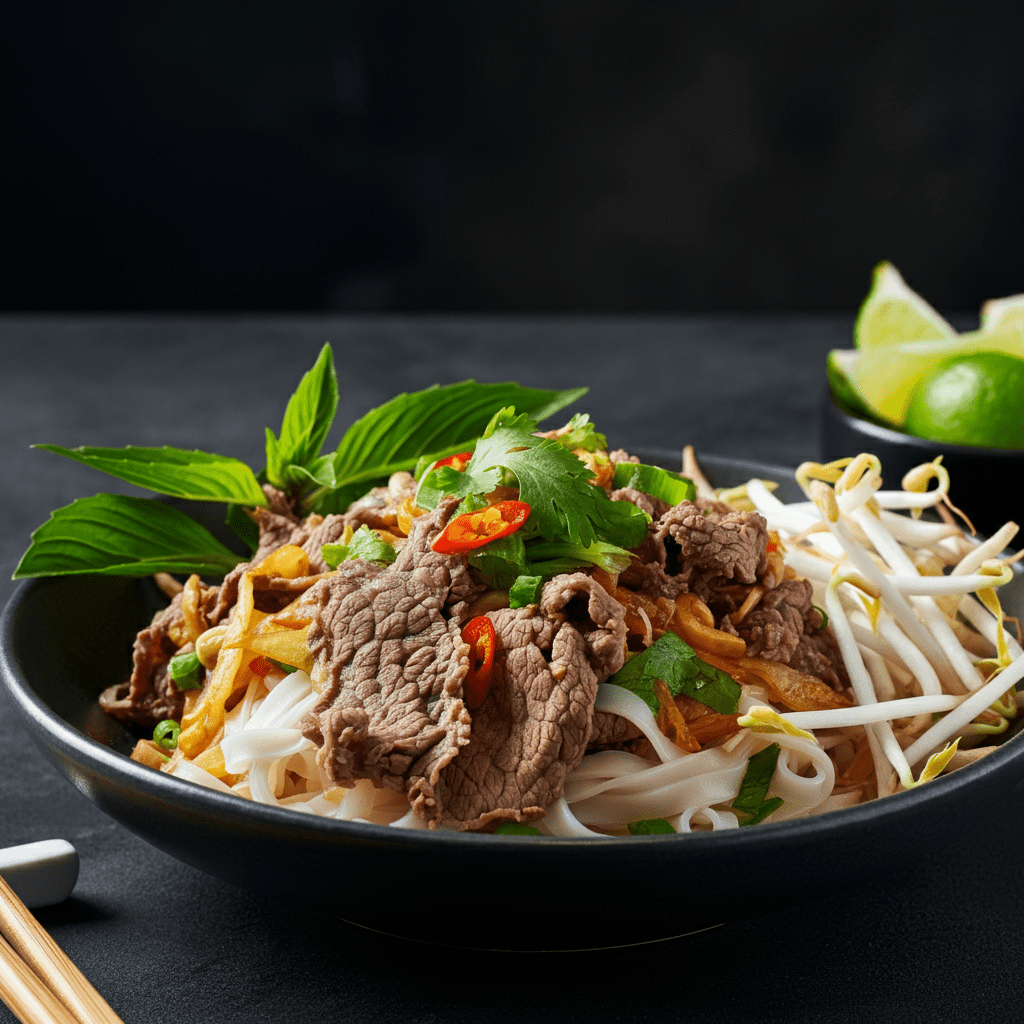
[830,323,1024,425]
[826,349,886,422]
[980,293,1024,333]
[854,262,955,350]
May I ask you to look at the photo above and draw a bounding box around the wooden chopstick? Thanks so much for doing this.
[0,934,79,1024]
[0,873,124,1024]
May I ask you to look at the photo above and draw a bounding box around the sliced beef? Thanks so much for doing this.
[727,578,813,663]
[301,499,474,822]
[435,608,593,830]
[608,449,639,466]
[588,710,642,747]
[655,501,769,600]
[435,573,627,830]
[718,577,846,690]
[299,515,349,572]
[789,619,848,690]
[540,572,628,681]
[621,501,771,603]
[100,587,213,728]
[342,472,418,532]
[262,483,301,519]
[214,506,348,618]
[609,487,671,522]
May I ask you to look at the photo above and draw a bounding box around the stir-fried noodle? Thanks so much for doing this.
[149,452,1022,837]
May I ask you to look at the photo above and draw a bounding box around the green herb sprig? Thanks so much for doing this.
[14,345,585,579]
[606,631,742,716]
[731,744,785,826]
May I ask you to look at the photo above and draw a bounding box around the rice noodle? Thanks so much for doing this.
[155,451,1022,838]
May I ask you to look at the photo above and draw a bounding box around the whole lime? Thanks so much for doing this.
[903,350,1024,449]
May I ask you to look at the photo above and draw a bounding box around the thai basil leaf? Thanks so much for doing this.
[607,632,741,716]
[34,445,268,507]
[13,494,244,578]
[265,344,339,490]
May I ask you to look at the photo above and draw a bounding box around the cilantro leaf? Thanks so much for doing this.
[552,413,608,453]
[265,344,339,491]
[33,445,269,506]
[607,632,741,716]
[310,381,587,513]
[13,494,244,578]
[428,408,649,549]
[627,818,675,835]
[731,744,785,826]
[321,526,397,569]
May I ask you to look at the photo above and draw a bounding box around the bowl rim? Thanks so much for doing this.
[3,450,1023,855]
[825,386,1024,459]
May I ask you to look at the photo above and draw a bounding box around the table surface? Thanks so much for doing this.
[2,315,1022,1024]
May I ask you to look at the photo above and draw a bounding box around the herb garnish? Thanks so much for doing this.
[414,407,650,582]
[14,345,585,579]
[419,408,649,549]
[606,631,741,716]
[493,822,544,836]
[322,526,398,569]
[731,743,785,826]
[627,817,675,835]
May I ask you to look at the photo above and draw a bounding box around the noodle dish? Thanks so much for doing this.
[15,346,1024,839]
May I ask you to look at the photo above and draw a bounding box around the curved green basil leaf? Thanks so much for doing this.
[265,344,339,489]
[13,494,244,578]
[34,445,268,506]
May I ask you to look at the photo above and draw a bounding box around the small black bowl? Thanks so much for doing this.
[4,454,1024,950]
[821,389,1024,539]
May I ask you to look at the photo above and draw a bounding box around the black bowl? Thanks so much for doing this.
[821,388,1024,538]
[4,454,1024,950]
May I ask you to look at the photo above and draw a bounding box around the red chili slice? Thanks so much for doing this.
[462,615,497,709]
[435,451,473,471]
[431,500,531,554]
[248,655,275,677]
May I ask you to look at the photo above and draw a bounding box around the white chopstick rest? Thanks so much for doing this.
[0,841,79,909]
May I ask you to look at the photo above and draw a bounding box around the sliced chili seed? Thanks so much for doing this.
[462,615,497,709]
[431,500,531,554]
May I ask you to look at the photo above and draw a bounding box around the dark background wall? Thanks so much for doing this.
[3,1,1023,314]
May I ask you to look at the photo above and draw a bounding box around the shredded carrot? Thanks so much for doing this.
[168,574,207,645]
[676,694,741,744]
[615,587,674,641]
[672,593,747,658]
[695,647,852,712]
[654,679,700,752]
[178,545,313,758]
[836,739,874,787]
[396,496,426,536]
